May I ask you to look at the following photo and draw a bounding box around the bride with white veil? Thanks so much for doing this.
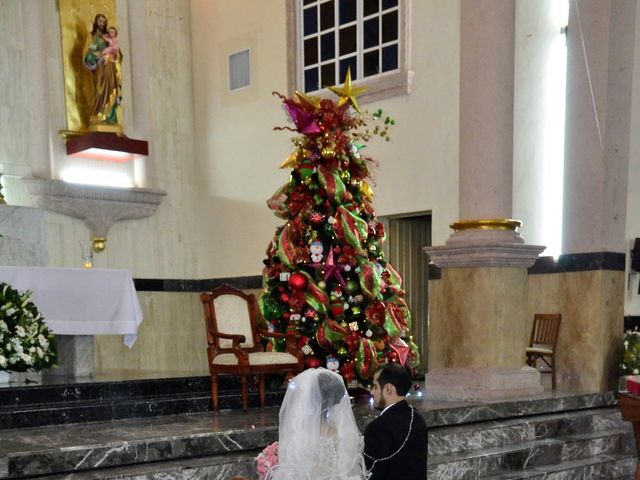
[266,368,367,480]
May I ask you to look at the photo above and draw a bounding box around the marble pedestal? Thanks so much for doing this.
[47,335,94,377]
[425,366,544,401]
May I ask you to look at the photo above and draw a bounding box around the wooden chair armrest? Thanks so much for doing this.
[211,332,246,345]
[258,329,303,359]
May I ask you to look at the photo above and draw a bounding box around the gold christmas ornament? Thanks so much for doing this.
[322,147,336,158]
[280,151,299,169]
[361,181,374,199]
[328,68,367,113]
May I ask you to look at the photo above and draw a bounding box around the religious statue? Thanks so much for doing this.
[83,13,123,132]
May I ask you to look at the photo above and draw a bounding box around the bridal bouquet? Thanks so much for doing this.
[0,282,57,372]
[256,441,279,479]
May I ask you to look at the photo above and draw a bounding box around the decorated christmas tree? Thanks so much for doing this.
[259,71,419,385]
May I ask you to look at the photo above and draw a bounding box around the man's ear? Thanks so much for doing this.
[383,383,395,396]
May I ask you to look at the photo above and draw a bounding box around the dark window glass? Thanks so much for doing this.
[320,32,335,60]
[303,0,316,5]
[363,50,379,77]
[382,45,398,71]
[303,7,318,36]
[364,0,379,16]
[382,0,397,9]
[339,26,357,55]
[304,38,318,66]
[363,18,379,49]
[382,11,398,43]
[339,0,357,24]
[320,1,335,31]
[321,63,336,87]
[305,68,319,92]
[339,57,357,81]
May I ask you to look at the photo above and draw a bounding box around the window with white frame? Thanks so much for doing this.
[289,0,410,100]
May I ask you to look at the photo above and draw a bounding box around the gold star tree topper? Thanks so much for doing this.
[328,68,367,113]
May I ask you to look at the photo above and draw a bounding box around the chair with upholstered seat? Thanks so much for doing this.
[525,313,562,390]
[200,284,303,412]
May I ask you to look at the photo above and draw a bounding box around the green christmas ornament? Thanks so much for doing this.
[337,346,349,358]
[340,170,351,183]
[347,279,359,293]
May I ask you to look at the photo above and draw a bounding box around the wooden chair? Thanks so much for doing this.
[200,284,303,412]
[525,313,562,389]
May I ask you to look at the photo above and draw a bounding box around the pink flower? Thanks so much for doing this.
[256,441,279,479]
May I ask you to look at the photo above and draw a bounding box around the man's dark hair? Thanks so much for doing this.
[376,363,412,396]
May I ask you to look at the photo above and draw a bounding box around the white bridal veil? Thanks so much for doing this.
[267,368,367,480]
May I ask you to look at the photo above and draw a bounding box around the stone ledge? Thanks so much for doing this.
[22,178,166,244]
[424,243,545,268]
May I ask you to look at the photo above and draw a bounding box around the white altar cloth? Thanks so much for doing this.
[0,267,143,347]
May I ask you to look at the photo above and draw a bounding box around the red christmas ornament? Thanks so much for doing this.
[283,311,290,320]
[280,293,290,303]
[305,356,321,368]
[288,272,309,291]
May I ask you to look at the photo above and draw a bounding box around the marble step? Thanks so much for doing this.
[0,411,278,479]
[429,407,628,456]
[0,391,284,430]
[427,428,633,480]
[480,453,637,479]
[21,452,259,480]
[0,376,287,429]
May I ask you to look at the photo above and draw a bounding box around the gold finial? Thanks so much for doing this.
[92,237,107,252]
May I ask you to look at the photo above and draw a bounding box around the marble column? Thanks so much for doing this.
[547,0,634,391]
[425,0,544,400]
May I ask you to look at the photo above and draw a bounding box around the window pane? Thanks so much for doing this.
[382,0,398,10]
[363,18,379,49]
[339,0,356,24]
[304,38,318,66]
[364,0,379,16]
[382,10,398,43]
[320,31,335,61]
[303,0,316,5]
[339,26,356,55]
[382,45,398,71]
[321,63,336,87]
[303,7,318,36]
[304,68,319,92]
[339,57,357,81]
[363,50,379,77]
[320,0,335,31]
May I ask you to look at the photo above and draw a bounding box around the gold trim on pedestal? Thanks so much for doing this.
[450,219,522,231]
[92,237,106,252]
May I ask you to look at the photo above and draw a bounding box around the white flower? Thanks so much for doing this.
[0,355,6,368]
[19,353,33,365]
[624,340,629,349]
[36,347,43,358]
[634,368,639,375]
[15,326,25,337]
[0,320,6,332]
[5,308,16,317]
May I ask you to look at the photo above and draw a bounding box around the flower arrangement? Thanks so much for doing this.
[0,282,57,372]
[620,329,640,376]
[256,441,279,480]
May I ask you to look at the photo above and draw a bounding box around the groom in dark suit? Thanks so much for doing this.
[364,363,428,479]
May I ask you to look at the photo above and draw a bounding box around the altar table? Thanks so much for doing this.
[0,266,143,347]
